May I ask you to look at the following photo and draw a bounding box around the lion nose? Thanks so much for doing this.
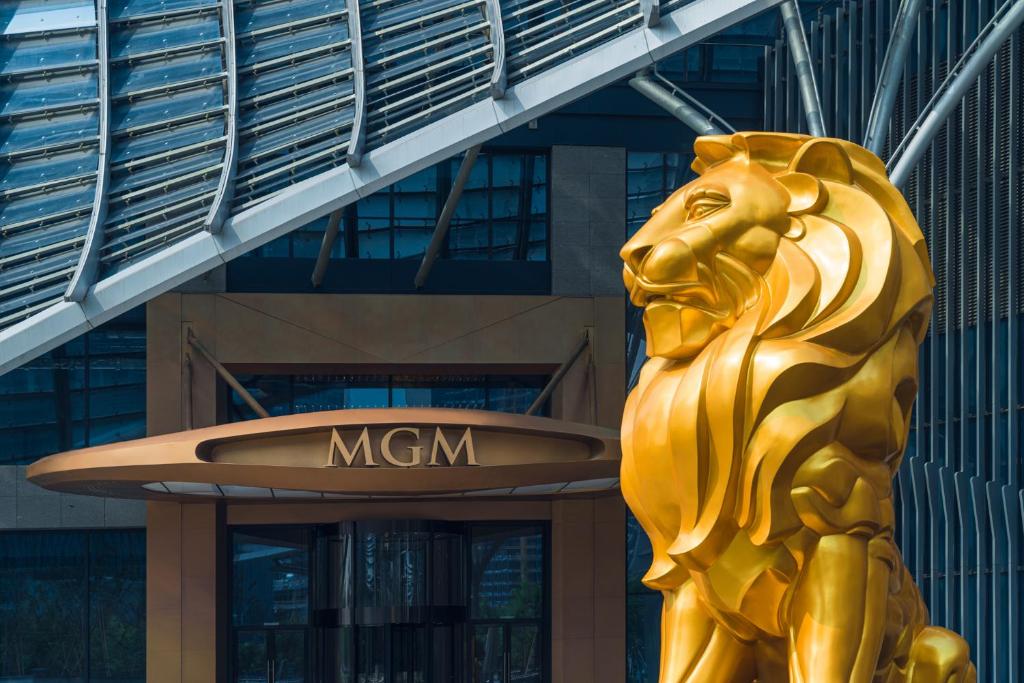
[642,238,699,283]
[622,243,652,272]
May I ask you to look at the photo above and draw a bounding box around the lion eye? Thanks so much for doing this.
[686,199,726,221]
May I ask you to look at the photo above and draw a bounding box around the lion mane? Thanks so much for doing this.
[621,131,934,594]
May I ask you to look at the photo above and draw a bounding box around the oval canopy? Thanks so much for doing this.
[27,408,621,500]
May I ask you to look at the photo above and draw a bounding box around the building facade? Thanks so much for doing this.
[2,0,1021,682]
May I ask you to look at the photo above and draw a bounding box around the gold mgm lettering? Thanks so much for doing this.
[327,426,478,467]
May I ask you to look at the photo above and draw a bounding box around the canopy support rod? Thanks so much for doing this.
[780,0,826,137]
[66,0,110,302]
[187,329,270,418]
[862,0,926,155]
[526,332,591,416]
[414,144,482,288]
[311,210,343,287]
[629,70,729,135]
[889,0,1024,188]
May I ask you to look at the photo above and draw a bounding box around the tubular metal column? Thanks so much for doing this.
[780,0,826,136]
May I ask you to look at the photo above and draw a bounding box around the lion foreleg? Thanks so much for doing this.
[787,534,892,683]
[659,581,756,683]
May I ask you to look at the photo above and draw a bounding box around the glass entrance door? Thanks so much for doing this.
[235,629,308,683]
[231,521,547,683]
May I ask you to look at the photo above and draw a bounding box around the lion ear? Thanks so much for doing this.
[694,135,738,169]
[776,171,827,215]
[789,139,854,184]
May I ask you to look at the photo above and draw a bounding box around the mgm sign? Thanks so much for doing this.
[327,426,479,468]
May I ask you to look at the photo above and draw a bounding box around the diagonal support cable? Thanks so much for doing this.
[862,0,926,155]
[311,210,344,288]
[526,331,591,416]
[630,69,733,135]
[888,0,1024,188]
[188,329,270,419]
[414,145,482,289]
[779,0,826,137]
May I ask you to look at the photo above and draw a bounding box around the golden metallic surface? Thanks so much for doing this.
[26,408,620,499]
[620,133,976,682]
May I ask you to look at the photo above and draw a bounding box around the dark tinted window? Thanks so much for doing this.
[227,374,549,421]
[0,530,145,682]
[0,308,145,465]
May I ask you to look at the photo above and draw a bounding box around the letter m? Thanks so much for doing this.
[429,427,477,466]
[327,427,377,467]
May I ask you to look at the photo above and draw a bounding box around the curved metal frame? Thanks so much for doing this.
[346,0,367,167]
[888,0,1024,188]
[484,0,507,98]
[204,0,239,234]
[65,0,110,303]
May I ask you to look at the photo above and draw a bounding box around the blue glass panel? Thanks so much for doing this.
[0,109,99,154]
[109,47,222,94]
[233,528,310,627]
[471,526,543,619]
[1,146,98,191]
[1,30,96,73]
[109,12,221,58]
[0,69,98,114]
[108,0,218,21]
[112,81,225,129]
[1,0,95,34]
[0,308,145,465]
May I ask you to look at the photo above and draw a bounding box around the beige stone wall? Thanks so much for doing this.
[148,292,625,433]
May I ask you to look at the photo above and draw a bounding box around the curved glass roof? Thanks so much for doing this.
[0,0,780,373]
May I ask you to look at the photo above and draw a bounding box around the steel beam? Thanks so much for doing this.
[641,0,660,27]
[188,330,270,418]
[346,0,366,167]
[414,144,482,288]
[65,0,110,303]
[0,0,787,375]
[310,210,343,287]
[526,332,591,416]
[483,0,507,97]
[629,71,728,135]
[889,0,1024,188]
[863,0,925,155]
[779,0,825,136]
[204,0,239,233]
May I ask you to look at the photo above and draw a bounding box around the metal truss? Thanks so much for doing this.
[0,0,785,374]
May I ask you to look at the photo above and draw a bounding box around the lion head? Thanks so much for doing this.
[621,132,933,361]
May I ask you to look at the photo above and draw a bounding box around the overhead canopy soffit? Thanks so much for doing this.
[26,408,621,501]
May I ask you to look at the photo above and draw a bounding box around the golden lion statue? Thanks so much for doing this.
[620,132,975,682]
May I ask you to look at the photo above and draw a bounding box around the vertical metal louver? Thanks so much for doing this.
[232,0,356,210]
[0,3,100,328]
[765,1,1024,677]
[100,0,230,273]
